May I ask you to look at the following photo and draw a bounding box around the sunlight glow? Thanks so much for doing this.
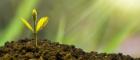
[109,0,140,11]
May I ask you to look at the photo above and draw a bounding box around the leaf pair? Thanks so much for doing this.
[20,16,48,32]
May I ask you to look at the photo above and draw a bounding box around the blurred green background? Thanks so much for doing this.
[0,0,140,58]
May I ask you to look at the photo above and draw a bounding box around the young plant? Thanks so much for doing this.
[20,9,48,47]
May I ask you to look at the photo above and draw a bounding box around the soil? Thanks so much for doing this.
[0,39,139,60]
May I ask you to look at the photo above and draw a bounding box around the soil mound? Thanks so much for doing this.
[0,39,139,60]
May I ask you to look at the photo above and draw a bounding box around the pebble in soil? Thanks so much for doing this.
[0,39,139,60]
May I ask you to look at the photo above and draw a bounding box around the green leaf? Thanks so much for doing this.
[36,16,48,32]
[20,18,34,32]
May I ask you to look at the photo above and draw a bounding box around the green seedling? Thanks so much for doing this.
[20,9,48,47]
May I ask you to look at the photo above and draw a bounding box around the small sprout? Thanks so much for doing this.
[20,9,48,47]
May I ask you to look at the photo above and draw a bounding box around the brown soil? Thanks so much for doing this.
[0,39,139,60]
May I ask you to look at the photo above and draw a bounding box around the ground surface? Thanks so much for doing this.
[0,39,139,60]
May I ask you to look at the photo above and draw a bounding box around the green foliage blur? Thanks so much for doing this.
[0,0,140,57]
